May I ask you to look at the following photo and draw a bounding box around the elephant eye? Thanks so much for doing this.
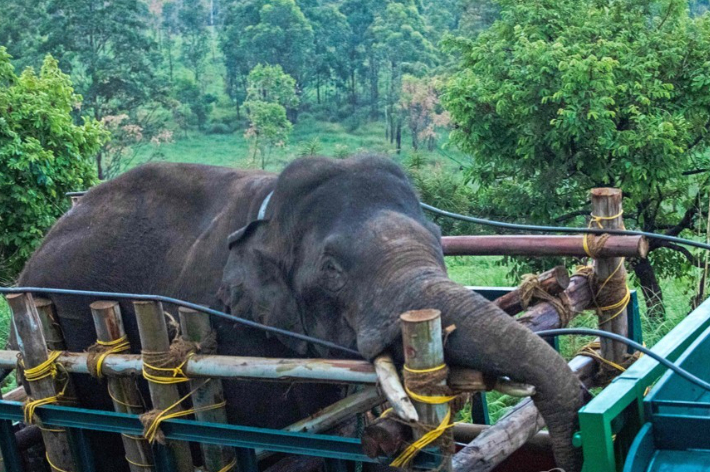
[321,257,346,293]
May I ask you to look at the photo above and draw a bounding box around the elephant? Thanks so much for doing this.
[15,155,584,471]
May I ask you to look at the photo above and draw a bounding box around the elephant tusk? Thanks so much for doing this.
[494,377,536,397]
[373,354,419,423]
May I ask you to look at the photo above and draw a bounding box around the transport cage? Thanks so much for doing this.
[0,286,645,472]
[577,296,710,472]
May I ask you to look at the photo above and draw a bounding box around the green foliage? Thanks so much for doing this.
[244,65,298,169]
[178,0,210,82]
[298,137,322,157]
[443,0,710,314]
[175,79,216,130]
[246,64,299,109]
[0,50,107,279]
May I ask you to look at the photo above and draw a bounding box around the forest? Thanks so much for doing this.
[4,0,710,350]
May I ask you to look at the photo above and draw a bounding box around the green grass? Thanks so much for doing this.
[131,118,462,173]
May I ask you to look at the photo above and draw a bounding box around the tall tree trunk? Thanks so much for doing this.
[396,120,402,154]
[317,75,321,104]
[96,151,104,180]
[631,257,666,319]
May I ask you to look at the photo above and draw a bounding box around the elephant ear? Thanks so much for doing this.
[219,220,308,355]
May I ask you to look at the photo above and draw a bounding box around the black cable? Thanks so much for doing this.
[536,328,710,391]
[421,202,710,252]
[0,287,361,357]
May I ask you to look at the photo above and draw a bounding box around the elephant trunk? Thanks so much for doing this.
[360,270,584,472]
[425,278,583,472]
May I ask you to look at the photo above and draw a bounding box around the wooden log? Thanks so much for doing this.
[373,354,418,423]
[591,188,629,364]
[3,386,27,402]
[178,307,235,472]
[453,423,550,450]
[91,301,154,472]
[284,386,383,434]
[493,266,570,316]
[448,369,535,397]
[7,293,76,472]
[133,301,193,472]
[451,355,597,472]
[441,235,648,258]
[35,298,78,406]
[516,274,593,333]
[400,309,452,471]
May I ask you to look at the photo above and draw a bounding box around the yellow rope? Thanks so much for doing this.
[94,336,130,378]
[217,458,238,472]
[108,385,143,410]
[391,363,455,468]
[576,341,627,372]
[583,210,624,257]
[46,452,71,472]
[23,351,69,425]
[390,408,454,468]
[142,353,193,385]
[142,381,226,444]
[24,351,62,382]
[125,456,153,468]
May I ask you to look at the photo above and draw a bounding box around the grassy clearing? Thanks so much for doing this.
[131,118,461,173]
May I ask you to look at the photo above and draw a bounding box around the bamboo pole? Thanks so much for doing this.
[178,307,235,472]
[400,309,452,472]
[133,301,193,472]
[441,235,648,258]
[591,188,629,364]
[7,293,76,472]
[90,301,154,472]
[493,266,570,315]
[34,298,78,406]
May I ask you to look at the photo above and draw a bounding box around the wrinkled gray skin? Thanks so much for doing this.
[18,156,583,471]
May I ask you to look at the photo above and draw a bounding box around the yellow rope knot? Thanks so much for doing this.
[390,364,456,468]
[142,352,194,385]
[22,351,69,425]
[140,380,226,444]
[87,335,131,378]
[583,210,623,258]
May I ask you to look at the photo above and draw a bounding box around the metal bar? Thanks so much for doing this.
[0,351,377,384]
[0,401,377,464]
[441,235,648,258]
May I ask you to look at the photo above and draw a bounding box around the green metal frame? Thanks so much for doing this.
[577,296,710,472]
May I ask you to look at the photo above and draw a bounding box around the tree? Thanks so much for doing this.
[370,0,436,151]
[442,0,710,317]
[221,0,313,113]
[0,49,108,280]
[0,0,48,71]
[178,0,210,83]
[399,75,450,151]
[43,0,164,178]
[303,4,352,105]
[244,65,298,169]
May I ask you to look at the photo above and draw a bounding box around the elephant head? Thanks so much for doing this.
[219,156,583,471]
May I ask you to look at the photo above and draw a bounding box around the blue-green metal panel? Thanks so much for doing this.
[623,423,655,472]
[0,401,376,464]
[627,291,643,350]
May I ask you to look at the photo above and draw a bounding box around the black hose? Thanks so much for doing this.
[537,328,710,391]
[0,287,361,357]
[421,202,710,252]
